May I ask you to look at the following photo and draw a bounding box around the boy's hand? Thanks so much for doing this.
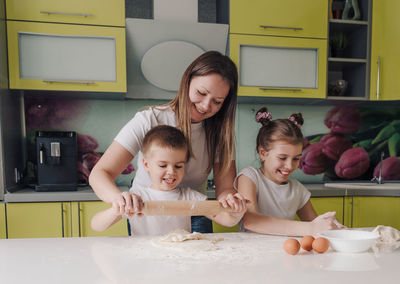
[219,193,247,218]
[111,192,144,217]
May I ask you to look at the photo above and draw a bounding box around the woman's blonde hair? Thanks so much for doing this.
[167,51,238,175]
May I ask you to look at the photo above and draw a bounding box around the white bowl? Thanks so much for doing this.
[319,230,379,253]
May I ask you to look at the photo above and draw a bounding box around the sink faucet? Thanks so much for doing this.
[371,151,384,184]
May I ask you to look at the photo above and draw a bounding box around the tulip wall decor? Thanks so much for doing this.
[300,106,400,181]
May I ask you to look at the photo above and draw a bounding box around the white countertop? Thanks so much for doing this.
[0,232,399,284]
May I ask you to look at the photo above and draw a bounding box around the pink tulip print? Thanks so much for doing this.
[301,106,400,182]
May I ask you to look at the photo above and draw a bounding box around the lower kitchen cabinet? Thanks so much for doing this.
[352,197,400,230]
[212,221,239,233]
[6,202,71,239]
[310,197,344,225]
[75,201,128,237]
[0,203,6,239]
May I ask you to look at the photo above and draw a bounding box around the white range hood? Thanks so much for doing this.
[125,0,228,99]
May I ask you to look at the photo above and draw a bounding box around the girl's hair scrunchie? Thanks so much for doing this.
[288,116,301,128]
[255,112,272,123]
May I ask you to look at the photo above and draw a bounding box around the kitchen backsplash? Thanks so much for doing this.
[24,96,400,185]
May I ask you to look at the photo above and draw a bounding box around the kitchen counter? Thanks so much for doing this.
[3,183,400,203]
[0,232,398,283]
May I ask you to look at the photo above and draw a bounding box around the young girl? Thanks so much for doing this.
[91,125,246,235]
[235,107,345,236]
[89,51,242,233]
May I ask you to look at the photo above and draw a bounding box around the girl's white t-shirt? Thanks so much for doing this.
[114,106,210,193]
[234,166,311,231]
[129,185,207,236]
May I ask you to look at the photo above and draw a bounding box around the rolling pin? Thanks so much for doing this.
[142,200,229,216]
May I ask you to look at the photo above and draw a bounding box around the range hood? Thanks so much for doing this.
[125,0,228,100]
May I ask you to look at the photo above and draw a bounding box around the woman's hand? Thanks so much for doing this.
[310,211,346,234]
[219,193,247,218]
[111,192,144,218]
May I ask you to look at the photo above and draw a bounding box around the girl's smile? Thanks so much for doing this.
[259,141,303,184]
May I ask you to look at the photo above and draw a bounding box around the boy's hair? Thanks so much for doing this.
[167,50,238,175]
[255,107,304,152]
[142,125,190,162]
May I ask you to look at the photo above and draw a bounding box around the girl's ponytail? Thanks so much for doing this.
[287,113,304,128]
[255,107,272,127]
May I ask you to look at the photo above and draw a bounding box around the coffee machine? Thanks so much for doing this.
[35,131,77,191]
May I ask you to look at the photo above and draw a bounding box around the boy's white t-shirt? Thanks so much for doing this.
[129,184,207,236]
[115,106,210,193]
[234,166,311,231]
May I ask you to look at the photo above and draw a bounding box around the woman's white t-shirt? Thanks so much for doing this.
[234,166,311,231]
[129,185,207,236]
[115,106,210,193]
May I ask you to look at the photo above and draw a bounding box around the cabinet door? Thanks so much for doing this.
[7,202,71,238]
[230,34,327,99]
[230,0,328,39]
[370,0,400,100]
[76,201,128,237]
[310,197,344,224]
[7,21,126,93]
[353,197,400,230]
[6,0,124,27]
[0,203,6,239]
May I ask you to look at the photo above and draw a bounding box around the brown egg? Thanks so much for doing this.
[283,238,300,255]
[300,235,315,251]
[312,237,330,253]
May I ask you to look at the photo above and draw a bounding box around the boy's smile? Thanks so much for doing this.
[142,144,187,191]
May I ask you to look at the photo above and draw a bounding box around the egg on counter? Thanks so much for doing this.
[312,237,330,253]
[283,238,300,255]
[300,235,315,251]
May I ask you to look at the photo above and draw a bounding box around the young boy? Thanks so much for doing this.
[91,125,246,236]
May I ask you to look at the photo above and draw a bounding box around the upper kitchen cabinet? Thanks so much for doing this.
[230,0,328,39]
[327,0,371,100]
[6,0,126,93]
[230,34,327,99]
[5,0,124,27]
[369,0,400,100]
[7,21,126,92]
[229,0,328,99]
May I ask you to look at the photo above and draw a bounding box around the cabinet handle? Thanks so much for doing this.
[40,11,94,17]
[78,202,82,237]
[260,87,302,92]
[43,80,96,85]
[376,56,381,100]
[259,25,303,31]
[61,203,64,238]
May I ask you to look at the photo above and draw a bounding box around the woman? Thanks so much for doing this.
[89,51,242,233]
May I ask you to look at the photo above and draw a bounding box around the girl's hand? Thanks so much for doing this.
[219,193,247,218]
[111,192,144,217]
[310,211,345,234]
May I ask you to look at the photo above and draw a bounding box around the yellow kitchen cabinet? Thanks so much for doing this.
[212,222,239,233]
[7,21,126,93]
[74,201,128,237]
[230,0,328,39]
[0,203,6,239]
[6,202,72,239]
[352,197,400,230]
[370,0,400,100]
[6,0,124,27]
[230,34,327,99]
[310,197,344,224]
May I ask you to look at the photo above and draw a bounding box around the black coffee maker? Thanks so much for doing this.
[35,131,77,191]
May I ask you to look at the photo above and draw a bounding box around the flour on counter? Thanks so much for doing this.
[151,229,224,251]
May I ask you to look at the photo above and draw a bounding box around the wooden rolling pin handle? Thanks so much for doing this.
[142,200,229,216]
